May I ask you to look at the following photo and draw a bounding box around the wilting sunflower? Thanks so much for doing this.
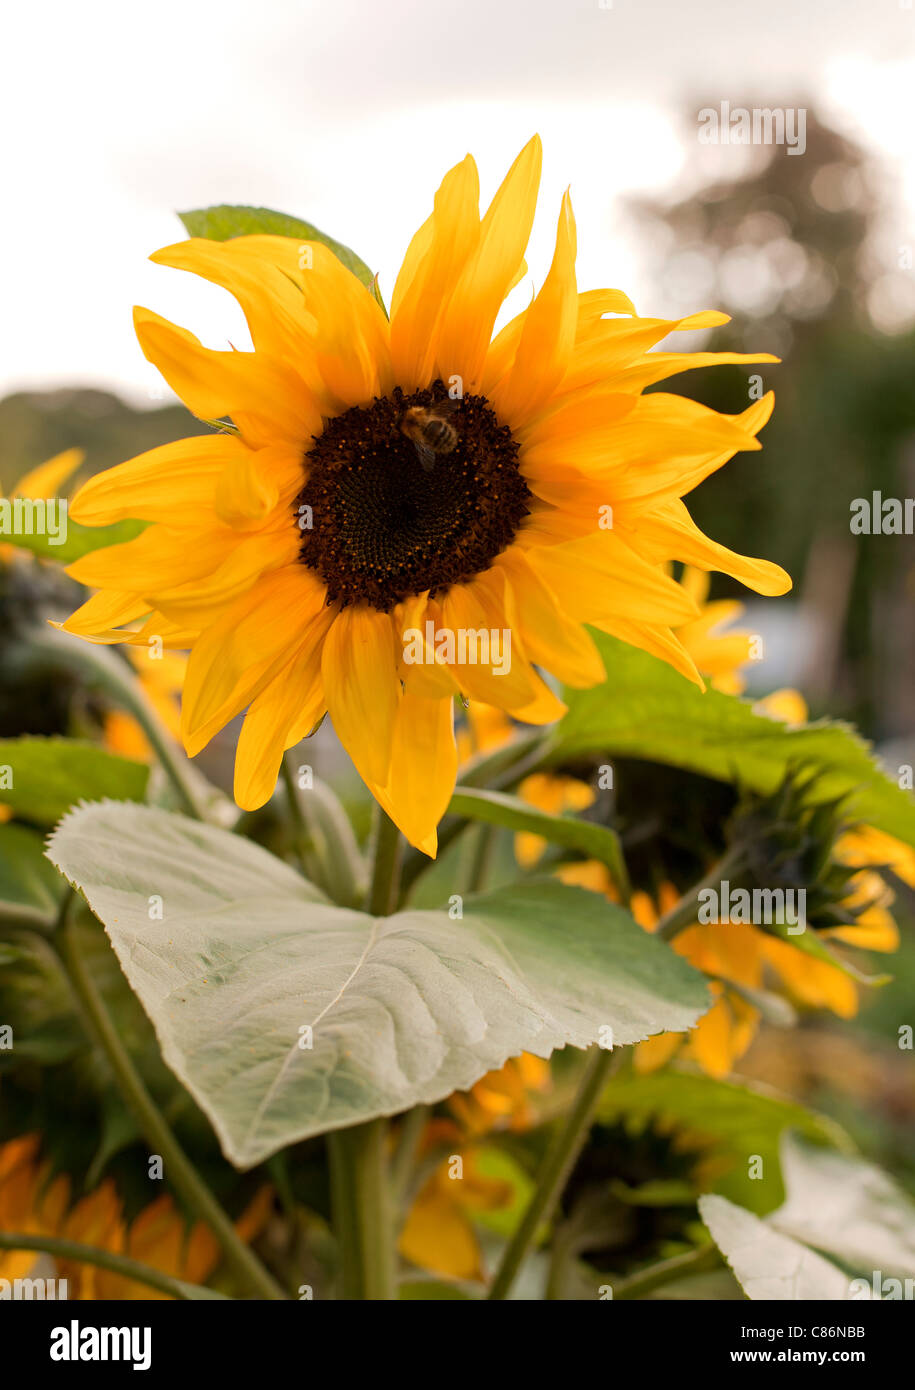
[61,137,789,853]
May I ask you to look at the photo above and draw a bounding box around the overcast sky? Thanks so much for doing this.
[3,0,913,403]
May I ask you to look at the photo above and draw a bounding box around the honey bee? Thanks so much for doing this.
[399,399,460,472]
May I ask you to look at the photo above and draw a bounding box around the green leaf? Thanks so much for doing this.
[699,1194,852,1299]
[0,738,149,824]
[0,517,146,565]
[399,1279,475,1300]
[700,1133,915,1298]
[769,1134,915,1279]
[0,823,64,917]
[557,632,915,848]
[597,1068,848,1213]
[448,786,629,898]
[178,205,376,291]
[47,802,709,1169]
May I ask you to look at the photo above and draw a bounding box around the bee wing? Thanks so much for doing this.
[414,438,437,472]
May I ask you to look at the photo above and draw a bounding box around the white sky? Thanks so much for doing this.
[2,0,913,404]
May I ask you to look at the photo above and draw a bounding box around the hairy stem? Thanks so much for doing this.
[0,1231,228,1301]
[327,806,401,1299]
[54,899,284,1300]
[327,1119,396,1300]
[654,846,747,941]
[487,1045,624,1300]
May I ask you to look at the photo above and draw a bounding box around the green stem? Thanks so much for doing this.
[487,1045,624,1300]
[654,846,746,941]
[135,700,209,822]
[0,1230,228,1300]
[366,807,403,915]
[0,901,55,931]
[53,902,285,1300]
[280,756,318,880]
[33,630,209,821]
[607,1242,721,1299]
[390,1104,432,1212]
[327,1120,396,1300]
[282,754,367,907]
[327,807,401,1299]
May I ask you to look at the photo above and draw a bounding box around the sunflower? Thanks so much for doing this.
[61,137,789,854]
[466,563,759,866]
[557,833,909,1079]
[0,1134,271,1299]
[399,1055,549,1281]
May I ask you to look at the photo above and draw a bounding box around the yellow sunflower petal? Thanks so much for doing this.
[13,448,84,500]
[181,564,328,756]
[134,306,319,449]
[233,630,330,811]
[399,1176,482,1281]
[492,190,578,424]
[59,589,150,638]
[381,692,457,852]
[390,154,480,390]
[438,568,542,711]
[68,436,248,527]
[435,136,542,390]
[321,605,400,787]
[620,497,792,597]
[495,547,604,687]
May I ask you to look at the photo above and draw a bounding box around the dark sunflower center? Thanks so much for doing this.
[295,381,530,611]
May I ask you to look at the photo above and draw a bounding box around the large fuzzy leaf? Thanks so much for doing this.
[699,1194,851,1300]
[769,1134,915,1279]
[700,1134,915,1299]
[47,802,709,1168]
[556,633,915,847]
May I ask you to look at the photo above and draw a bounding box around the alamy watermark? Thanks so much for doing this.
[698,880,807,933]
[0,496,68,546]
[698,102,807,156]
[402,623,512,676]
[1,1276,69,1299]
[850,493,915,535]
[848,1270,915,1300]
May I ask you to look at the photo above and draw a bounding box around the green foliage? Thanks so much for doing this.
[47,801,709,1168]
[557,632,915,847]
[597,1067,848,1213]
[0,822,64,916]
[700,1133,915,1299]
[0,737,148,824]
[448,786,629,898]
[0,517,146,564]
[0,911,231,1208]
[178,205,376,291]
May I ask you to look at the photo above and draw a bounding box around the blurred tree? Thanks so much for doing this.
[629,107,915,735]
[0,389,209,495]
